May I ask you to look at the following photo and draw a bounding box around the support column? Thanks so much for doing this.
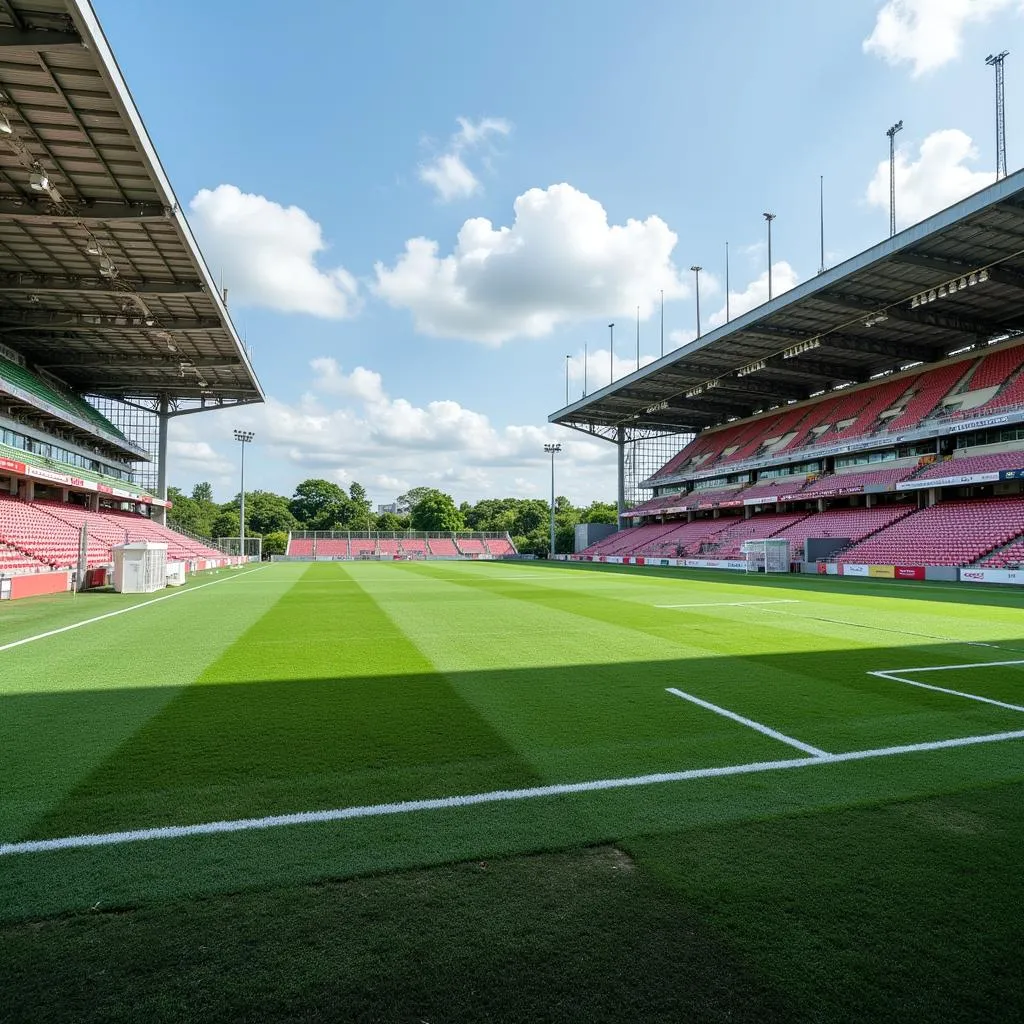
[616,426,626,518]
[156,393,170,526]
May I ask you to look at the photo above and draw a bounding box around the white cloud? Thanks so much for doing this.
[865,129,993,228]
[188,184,358,318]
[418,116,511,202]
[708,262,801,329]
[863,0,1022,76]
[668,328,698,350]
[566,347,658,392]
[375,183,689,344]
[229,358,616,503]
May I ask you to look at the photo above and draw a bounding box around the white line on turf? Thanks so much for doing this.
[654,599,799,609]
[868,660,1024,713]
[665,686,829,757]
[4,728,1024,857]
[0,566,267,655]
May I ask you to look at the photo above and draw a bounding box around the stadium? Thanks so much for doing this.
[3,3,1024,1023]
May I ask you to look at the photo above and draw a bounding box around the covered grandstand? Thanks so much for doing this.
[0,1,263,593]
[550,171,1024,582]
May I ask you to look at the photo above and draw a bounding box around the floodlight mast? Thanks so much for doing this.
[234,429,255,560]
[690,266,703,337]
[886,120,903,237]
[608,323,615,385]
[543,443,562,557]
[762,214,776,299]
[986,51,1009,181]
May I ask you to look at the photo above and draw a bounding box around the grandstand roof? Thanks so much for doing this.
[550,168,1024,438]
[0,0,263,407]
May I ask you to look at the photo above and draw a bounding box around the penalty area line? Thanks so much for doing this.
[0,566,267,655]
[6,728,1024,857]
[666,686,829,757]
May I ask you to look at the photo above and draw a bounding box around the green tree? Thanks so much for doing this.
[191,481,214,504]
[289,479,352,531]
[262,531,289,556]
[239,490,296,535]
[167,487,205,535]
[580,500,618,525]
[349,482,374,531]
[410,490,464,531]
[211,508,240,539]
[376,511,409,531]
[396,486,435,515]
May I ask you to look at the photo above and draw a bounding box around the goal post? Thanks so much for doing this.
[742,538,791,574]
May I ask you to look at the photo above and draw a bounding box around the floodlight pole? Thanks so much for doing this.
[636,305,640,370]
[660,289,665,356]
[886,120,903,237]
[234,429,254,560]
[763,213,775,299]
[725,242,730,322]
[608,323,615,384]
[986,51,1009,181]
[544,443,561,557]
[565,354,570,406]
[690,265,702,338]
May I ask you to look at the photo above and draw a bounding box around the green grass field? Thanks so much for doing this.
[3,560,1024,1022]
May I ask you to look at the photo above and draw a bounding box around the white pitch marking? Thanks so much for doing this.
[869,660,1024,713]
[654,599,799,609]
[5,728,1024,857]
[0,566,267,655]
[666,686,829,757]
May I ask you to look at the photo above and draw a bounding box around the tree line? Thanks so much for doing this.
[167,479,618,556]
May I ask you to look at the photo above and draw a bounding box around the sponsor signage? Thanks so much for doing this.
[682,558,746,571]
[894,566,926,580]
[1000,468,1024,480]
[960,568,1024,586]
[840,563,869,576]
[0,456,26,475]
[868,565,895,578]
[902,471,1001,490]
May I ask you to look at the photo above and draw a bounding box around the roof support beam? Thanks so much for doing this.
[819,290,1016,337]
[0,313,221,331]
[0,27,82,50]
[0,199,169,223]
[0,273,204,296]
[891,251,1024,291]
[36,355,241,369]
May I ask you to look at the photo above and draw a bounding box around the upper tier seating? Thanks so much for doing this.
[884,363,969,433]
[838,496,1024,567]
[914,450,1024,480]
[965,344,1024,391]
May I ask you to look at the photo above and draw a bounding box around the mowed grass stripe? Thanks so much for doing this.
[355,562,816,780]
[19,562,539,841]
[378,562,1024,756]
[0,565,302,842]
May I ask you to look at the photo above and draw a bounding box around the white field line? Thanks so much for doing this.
[654,599,799,609]
[0,566,266,655]
[5,728,1024,857]
[869,660,1024,714]
[666,686,829,757]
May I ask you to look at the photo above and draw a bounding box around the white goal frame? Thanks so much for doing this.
[742,538,791,574]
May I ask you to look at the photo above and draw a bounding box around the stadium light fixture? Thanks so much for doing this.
[234,430,255,563]
[690,266,703,338]
[782,338,821,359]
[0,111,10,134]
[543,443,562,558]
[737,360,766,377]
[762,214,776,299]
[886,121,903,237]
[84,239,103,256]
[29,167,48,191]
[608,323,615,384]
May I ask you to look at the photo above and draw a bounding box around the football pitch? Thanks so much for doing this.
[3,560,1024,1021]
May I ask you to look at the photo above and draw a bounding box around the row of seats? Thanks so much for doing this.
[653,343,1024,483]
[285,535,515,558]
[0,495,226,570]
[582,497,1024,567]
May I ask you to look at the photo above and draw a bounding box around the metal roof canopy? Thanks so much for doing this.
[550,169,1024,442]
[0,0,263,411]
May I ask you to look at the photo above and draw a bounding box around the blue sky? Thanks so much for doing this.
[94,0,1024,505]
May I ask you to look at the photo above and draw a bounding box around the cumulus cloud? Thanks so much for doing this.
[863,0,1022,76]
[566,347,658,393]
[375,183,689,344]
[707,262,801,329]
[188,184,358,318]
[865,129,993,228]
[418,117,511,202]
[231,358,616,503]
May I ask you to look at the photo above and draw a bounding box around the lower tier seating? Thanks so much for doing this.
[837,497,1024,567]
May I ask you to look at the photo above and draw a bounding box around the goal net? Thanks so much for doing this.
[742,538,790,574]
